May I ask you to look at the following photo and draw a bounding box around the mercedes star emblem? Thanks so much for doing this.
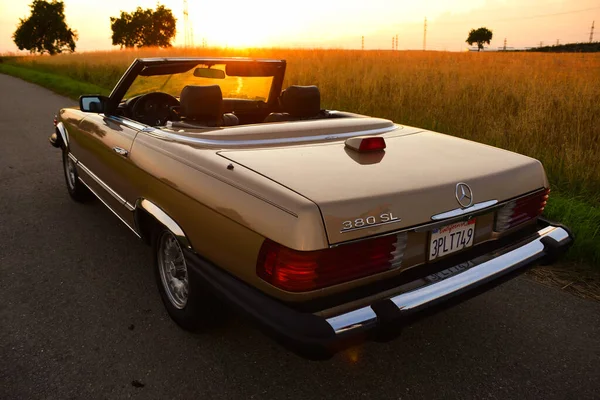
[455,182,474,208]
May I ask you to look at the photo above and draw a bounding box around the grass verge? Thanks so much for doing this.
[0,63,109,100]
[544,193,600,265]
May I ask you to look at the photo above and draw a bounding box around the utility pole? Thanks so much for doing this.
[556,39,559,46]
[423,17,427,51]
[361,36,364,50]
[590,21,595,43]
[503,38,507,51]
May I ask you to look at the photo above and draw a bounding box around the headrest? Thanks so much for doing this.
[180,85,223,120]
[279,85,321,117]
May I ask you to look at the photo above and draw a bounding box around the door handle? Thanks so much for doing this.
[113,147,128,157]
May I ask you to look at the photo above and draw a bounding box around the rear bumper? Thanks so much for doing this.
[185,220,573,359]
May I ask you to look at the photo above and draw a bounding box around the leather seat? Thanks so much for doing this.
[174,85,239,127]
[264,85,327,123]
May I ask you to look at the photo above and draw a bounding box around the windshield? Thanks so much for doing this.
[124,63,273,101]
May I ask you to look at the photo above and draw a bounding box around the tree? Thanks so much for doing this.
[110,4,176,49]
[466,27,493,51]
[12,0,77,55]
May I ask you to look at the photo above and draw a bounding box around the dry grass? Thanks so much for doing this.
[9,47,600,204]
[528,264,600,302]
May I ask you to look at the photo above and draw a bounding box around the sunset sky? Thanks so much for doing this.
[0,0,598,52]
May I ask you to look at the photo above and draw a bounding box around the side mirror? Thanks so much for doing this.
[79,95,109,113]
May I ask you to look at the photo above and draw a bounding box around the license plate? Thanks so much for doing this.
[429,219,476,261]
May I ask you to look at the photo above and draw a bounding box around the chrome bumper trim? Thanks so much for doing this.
[326,306,378,334]
[430,199,498,221]
[325,225,570,335]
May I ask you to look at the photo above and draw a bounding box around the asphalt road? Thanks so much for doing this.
[1,74,599,400]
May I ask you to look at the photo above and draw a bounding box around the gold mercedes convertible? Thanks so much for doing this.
[49,57,573,359]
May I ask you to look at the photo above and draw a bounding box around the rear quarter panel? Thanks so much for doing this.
[128,132,329,300]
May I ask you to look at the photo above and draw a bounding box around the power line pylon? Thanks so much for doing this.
[183,0,192,48]
[423,17,427,51]
[503,38,507,51]
[395,34,398,50]
[590,21,595,43]
[361,36,364,50]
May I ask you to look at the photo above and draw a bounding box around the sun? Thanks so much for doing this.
[188,3,277,48]
[213,28,271,48]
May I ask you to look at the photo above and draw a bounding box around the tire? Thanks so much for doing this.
[153,228,222,331]
[62,150,92,202]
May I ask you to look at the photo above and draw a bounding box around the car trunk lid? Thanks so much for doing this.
[219,131,548,245]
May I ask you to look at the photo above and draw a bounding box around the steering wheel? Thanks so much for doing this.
[131,92,179,126]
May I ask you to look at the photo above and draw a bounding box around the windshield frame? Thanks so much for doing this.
[106,57,286,115]
[123,63,275,102]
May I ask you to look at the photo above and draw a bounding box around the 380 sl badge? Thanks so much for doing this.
[341,212,401,233]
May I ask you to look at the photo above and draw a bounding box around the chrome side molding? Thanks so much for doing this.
[136,199,192,249]
[69,152,191,250]
[325,224,571,335]
[76,159,135,212]
[78,178,140,238]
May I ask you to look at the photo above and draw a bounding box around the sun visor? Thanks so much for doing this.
[225,62,281,77]
[139,62,199,76]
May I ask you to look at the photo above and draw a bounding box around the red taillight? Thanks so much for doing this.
[257,235,399,292]
[359,137,386,152]
[345,136,386,152]
[495,188,549,232]
[53,115,58,127]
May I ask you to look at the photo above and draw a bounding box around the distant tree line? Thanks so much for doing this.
[12,0,177,55]
[526,42,600,53]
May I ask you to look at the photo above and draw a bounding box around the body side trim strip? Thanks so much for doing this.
[76,160,135,211]
[78,178,140,238]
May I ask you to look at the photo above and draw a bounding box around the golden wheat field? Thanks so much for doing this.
[8,48,600,203]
